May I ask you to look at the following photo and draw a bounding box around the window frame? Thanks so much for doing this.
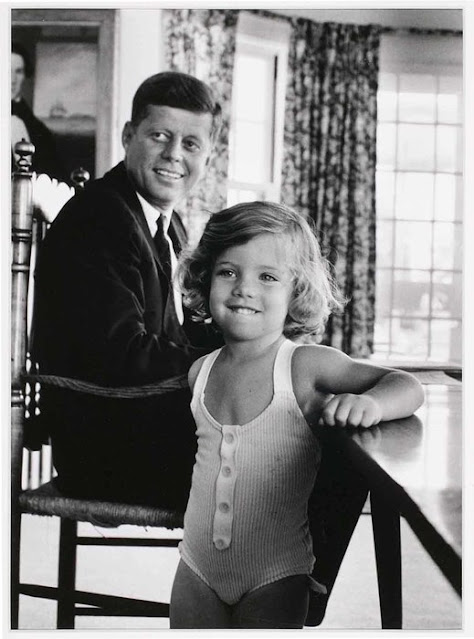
[227,14,289,204]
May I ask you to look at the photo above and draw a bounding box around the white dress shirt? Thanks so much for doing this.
[136,191,184,324]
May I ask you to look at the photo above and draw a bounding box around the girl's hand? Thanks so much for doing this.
[321,393,383,429]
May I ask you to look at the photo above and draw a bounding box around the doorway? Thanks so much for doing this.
[12,9,116,182]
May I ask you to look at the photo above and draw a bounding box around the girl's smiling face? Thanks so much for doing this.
[209,233,294,347]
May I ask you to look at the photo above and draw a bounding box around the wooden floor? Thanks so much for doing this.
[17,512,462,632]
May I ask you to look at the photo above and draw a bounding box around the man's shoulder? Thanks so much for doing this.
[67,164,136,214]
[46,163,142,242]
[84,163,130,198]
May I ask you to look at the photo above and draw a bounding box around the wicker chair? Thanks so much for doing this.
[11,141,185,629]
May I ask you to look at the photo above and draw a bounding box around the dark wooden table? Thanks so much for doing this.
[328,374,462,628]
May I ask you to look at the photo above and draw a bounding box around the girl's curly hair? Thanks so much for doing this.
[177,201,345,339]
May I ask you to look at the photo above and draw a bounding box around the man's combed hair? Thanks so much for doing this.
[178,201,345,339]
[131,71,222,142]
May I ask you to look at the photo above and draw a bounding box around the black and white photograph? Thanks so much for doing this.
[5,2,469,634]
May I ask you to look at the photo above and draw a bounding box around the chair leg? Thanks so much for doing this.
[370,491,402,629]
[57,518,78,629]
[11,406,24,630]
[10,508,21,629]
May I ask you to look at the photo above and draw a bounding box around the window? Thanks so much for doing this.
[373,34,463,364]
[228,26,463,365]
[227,13,289,205]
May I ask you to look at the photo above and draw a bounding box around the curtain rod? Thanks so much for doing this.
[381,26,462,36]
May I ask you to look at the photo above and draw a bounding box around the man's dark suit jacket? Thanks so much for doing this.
[32,162,220,510]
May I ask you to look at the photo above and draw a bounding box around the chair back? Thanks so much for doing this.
[11,142,88,493]
[11,140,36,504]
[10,148,184,631]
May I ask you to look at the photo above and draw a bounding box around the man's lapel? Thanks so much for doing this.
[102,163,189,341]
[103,162,189,260]
[105,163,170,272]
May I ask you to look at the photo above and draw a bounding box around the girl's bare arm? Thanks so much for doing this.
[293,345,424,428]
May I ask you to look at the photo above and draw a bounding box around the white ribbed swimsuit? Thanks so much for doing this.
[179,339,321,605]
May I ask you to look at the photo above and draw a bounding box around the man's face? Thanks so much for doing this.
[11,52,26,101]
[122,105,213,213]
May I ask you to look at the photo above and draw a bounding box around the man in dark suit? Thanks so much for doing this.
[32,72,223,511]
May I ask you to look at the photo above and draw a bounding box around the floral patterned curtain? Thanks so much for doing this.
[163,9,238,245]
[282,20,381,357]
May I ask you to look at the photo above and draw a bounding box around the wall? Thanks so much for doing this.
[112,9,165,165]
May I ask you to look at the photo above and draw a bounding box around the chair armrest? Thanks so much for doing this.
[22,372,189,398]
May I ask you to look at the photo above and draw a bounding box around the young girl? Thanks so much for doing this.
[170,201,424,629]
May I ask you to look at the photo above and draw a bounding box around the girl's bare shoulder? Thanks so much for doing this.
[292,343,345,373]
[188,354,208,391]
[291,343,354,393]
[291,343,327,390]
[290,344,336,420]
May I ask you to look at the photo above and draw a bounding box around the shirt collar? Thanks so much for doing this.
[135,191,172,236]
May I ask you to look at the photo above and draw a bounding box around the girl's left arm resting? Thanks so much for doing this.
[317,350,425,428]
[362,369,425,422]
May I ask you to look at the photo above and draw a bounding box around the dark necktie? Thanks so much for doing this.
[154,215,172,284]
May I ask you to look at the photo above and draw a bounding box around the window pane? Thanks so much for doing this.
[227,188,264,206]
[390,317,429,359]
[374,317,390,357]
[398,73,436,123]
[453,223,463,270]
[394,221,432,269]
[433,222,462,270]
[395,172,434,220]
[378,73,397,121]
[432,271,462,318]
[392,269,430,317]
[376,171,395,218]
[377,123,396,169]
[437,94,460,124]
[234,54,272,122]
[378,91,398,122]
[233,121,270,183]
[438,75,462,124]
[454,175,463,222]
[375,268,392,318]
[436,125,459,172]
[430,319,461,361]
[398,124,435,171]
[376,221,393,267]
[434,173,456,221]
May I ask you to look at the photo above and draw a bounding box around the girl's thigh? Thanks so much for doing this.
[232,574,310,629]
[169,559,232,629]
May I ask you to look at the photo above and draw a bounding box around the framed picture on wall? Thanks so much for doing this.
[34,40,97,133]
[33,41,97,180]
